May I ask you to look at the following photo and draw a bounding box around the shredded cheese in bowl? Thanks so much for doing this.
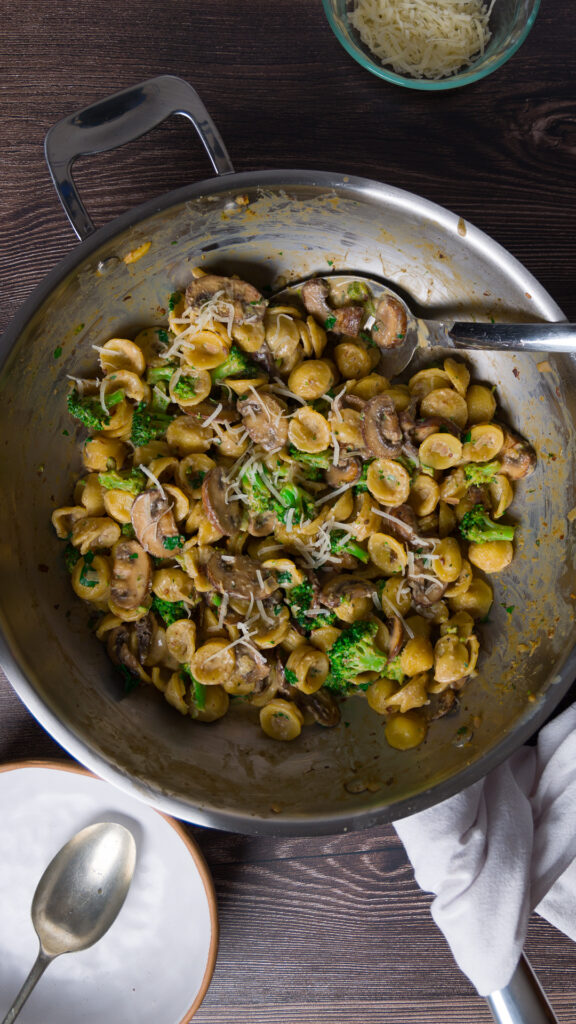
[348,0,496,81]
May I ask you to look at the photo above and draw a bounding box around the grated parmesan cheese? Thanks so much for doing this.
[349,0,495,81]
[139,463,166,499]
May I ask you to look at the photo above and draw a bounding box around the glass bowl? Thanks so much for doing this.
[321,0,541,90]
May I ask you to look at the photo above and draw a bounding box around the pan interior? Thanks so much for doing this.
[1,176,575,833]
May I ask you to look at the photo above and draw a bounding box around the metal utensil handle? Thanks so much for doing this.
[1,948,52,1024]
[485,953,559,1024]
[44,75,235,241]
[449,320,576,352]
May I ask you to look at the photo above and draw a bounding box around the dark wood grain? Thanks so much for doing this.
[1,2,576,1021]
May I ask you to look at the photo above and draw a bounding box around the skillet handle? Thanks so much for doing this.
[485,953,559,1024]
[44,75,235,241]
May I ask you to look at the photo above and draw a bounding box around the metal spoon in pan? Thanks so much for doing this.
[1,822,136,1024]
[274,273,576,377]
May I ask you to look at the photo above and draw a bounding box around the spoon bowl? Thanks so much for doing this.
[274,273,576,377]
[2,822,136,1024]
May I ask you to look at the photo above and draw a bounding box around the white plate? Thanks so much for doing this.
[0,761,218,1024]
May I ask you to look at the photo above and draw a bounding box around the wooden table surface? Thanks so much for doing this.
[1,2,576,1021]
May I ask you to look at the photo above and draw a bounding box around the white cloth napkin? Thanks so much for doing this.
[394,701,576,997]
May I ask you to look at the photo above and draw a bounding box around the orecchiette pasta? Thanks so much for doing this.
[53,272,535,750]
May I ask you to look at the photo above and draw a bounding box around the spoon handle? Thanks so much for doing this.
[447,321,576,353]
[1,949,53,1024]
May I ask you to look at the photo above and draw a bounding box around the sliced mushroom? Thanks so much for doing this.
[497,423,537,479]
[410,416,461,443]
[206,552,278,600]
[429,688,459,720]
[201,467,241,536]
[381,503,419,546]
[372,295,408,350]
[341,394,366,412]
[326,456,362,488]
[110,539,152,610]
[407,558,447,606]
[362,393,403,458]
[134,613,154,662]
[234,646,270,687]
[107,625,148,681]
[185,274,267,325]
[131,488,180,558]
[386,615,403,659]
[250,341,276,376]
[301,278,365,336]
[247,510,277,537]
[237,390,288,450]
[294,687,341,728]
[319,575,375,609]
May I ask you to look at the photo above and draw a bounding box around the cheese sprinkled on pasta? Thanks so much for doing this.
[349,0,495,80]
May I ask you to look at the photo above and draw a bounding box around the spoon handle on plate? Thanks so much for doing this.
[1,948,53,1024]
[446,321,576,353]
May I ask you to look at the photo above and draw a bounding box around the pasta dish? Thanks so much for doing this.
[52,272,536,750]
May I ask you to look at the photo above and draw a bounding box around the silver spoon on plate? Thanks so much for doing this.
[274,273,576,377]
[1,822,136,1024]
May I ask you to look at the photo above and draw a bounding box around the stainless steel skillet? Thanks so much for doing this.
[0,76,574,844]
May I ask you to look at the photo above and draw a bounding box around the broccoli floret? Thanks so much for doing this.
[330,531,369,564]
[240,463,314,526]
[383,655,405,684]
[180,664,206,709]
[130,402,174,446]
[287,579,336,632]
[173,375,198,401]
[98,468,147,494]
[459,503,516,544]
[211,344,261,382]
[288,447,332,471]
[464,460,501,486]
[151,595,189,627]
[276,482,315,525]
[66,385,117,430]
[240,463,277,518]
[150,383,171,412]
[328,620,388,689]
[146,363,178,385]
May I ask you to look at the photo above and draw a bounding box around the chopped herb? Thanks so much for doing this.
[187,469,207,489]
[324,315,337,331]
[162,534,183,551]
[462,430,472,444]
[79,551,98,588]
[64,544,80,573]
[168,291,182,311]
[74,323,85,334]
[53,345,63,359]
[285,668,298,686]
[151,595,189,627]
[118,664,139,693]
